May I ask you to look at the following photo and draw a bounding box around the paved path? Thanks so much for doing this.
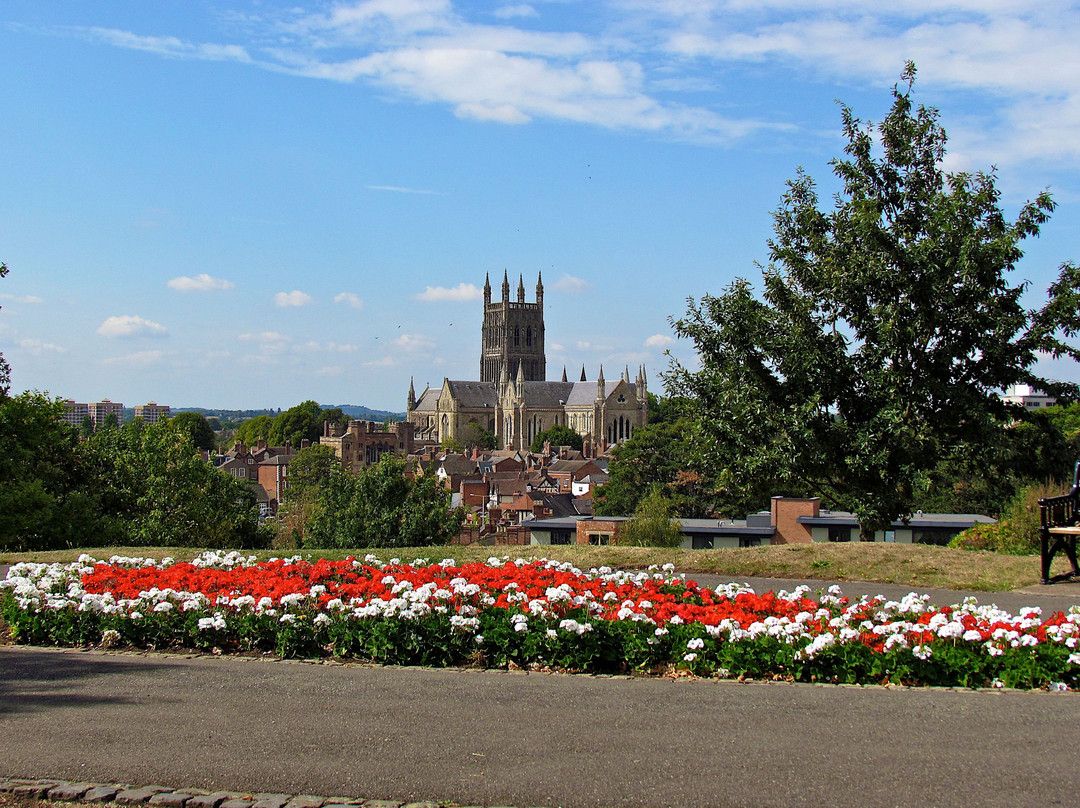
[4,567,1080,807]
[3,645,1080,808]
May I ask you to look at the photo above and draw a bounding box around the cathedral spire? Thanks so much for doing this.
[516,359,526,397]
[407,377,416,411]
[561,365,567,383]
[597,364,605,401]
[580,365,587,382]
[483,272,491,306]
[517,273,525,303]
[536,272,544,307]
[502,269,510,303]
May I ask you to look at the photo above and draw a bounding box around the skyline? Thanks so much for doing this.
[2,1,1080,411]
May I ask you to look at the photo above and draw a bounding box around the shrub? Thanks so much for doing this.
[950,480,1067,555]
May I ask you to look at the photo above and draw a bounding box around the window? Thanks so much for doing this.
[588,534,610,546]
[828,526,852,542]
[691,536,714,550]
[550,530,573,546]
[739,536,762,548]
[912,528,958,546]
[238,468,247,479]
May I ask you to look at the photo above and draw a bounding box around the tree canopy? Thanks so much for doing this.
[168,411,216,452]
[668,64,1080,538]
[530,424,584,453]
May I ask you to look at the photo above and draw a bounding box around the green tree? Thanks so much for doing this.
[618,485,683,548]
[668,65,1080,539]
[168,411,216,452]
[80,419,270,548]
[269,400,323,447]
[530,424,584,453]
[461,421,498,451]
[594,421,716,518]
[286,443,339,501]
[234,414,273,446]
[0,393,108,551]
[305,455,463,548]
[81,414,95,438]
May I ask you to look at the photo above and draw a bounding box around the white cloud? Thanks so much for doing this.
[167,273,235,292]
[552,273,591,293]
[494,5,538,20]
[645,334,675,348]
[363,355,398,367]
[395,333,437,351]
[576,340,612,352]
[314,365,345,377]
[334,292,365,309]
[97,315,167,338]
[415,282,483,302]
[298,340,361,353]
[238,331,292,354]
[101,350,163,366]
[85,27,252,63]
[274,290,314,307]
[18,338,66,355]
[0,293,44,304]
[367,185,441,194]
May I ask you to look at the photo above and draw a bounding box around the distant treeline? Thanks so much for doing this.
[170,404,407,423]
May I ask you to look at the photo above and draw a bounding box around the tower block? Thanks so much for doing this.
[480,271,546,383]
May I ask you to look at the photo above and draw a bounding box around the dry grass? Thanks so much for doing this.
[0,541,1064,592]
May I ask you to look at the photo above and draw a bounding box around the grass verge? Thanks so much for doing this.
[0,542,1067,591]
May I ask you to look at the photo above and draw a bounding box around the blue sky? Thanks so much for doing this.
[2,1,1079,412]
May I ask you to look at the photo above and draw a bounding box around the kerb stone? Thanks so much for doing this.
[284,796,326,808]
[250,794,291,808]
[50,783,99,801]
[84,785,126,803]
[187,792,234,808]
[149,792,196,807]
[115,786,173,804]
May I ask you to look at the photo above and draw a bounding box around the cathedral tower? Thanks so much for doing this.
[480,271,546,383]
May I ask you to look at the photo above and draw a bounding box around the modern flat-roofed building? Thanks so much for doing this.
[135,401,170,424]
[88,399,124,429]
[61,400,90,429]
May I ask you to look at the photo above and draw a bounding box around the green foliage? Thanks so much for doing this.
[80,419,271,549]
[305,454,464,548]
[268,400,324,447]
[168,411,216,452]
[286,444,339,501]
[461,421,497,451]
[668,64,1080,538]
[234,414,273,447]
[618,486,683,547]
[0,392,105,551]
[530,423,584,453]
[950,480,1067,555]
[594,421,715,517]
[645,392,687,426]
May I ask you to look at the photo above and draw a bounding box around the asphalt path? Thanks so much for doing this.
[4,568,1080,807]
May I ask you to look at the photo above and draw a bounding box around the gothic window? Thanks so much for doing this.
[514,327,520,346]
[526,327,532,346]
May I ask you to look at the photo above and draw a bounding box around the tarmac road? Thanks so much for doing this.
[3,644,1080,808]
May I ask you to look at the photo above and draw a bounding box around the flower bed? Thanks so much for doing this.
[3,552,1079,690]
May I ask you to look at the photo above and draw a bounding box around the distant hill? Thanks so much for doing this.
[320,404,408,422]
[170,405,408,423]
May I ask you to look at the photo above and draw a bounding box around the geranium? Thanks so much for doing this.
[1,552,1078,690]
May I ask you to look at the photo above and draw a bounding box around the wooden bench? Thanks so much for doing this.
[1038,462,1080,584]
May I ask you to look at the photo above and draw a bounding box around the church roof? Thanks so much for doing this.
[519,381,575,408]
[445,380,497,408]
[564,380,639,406]
[413,387,441,412]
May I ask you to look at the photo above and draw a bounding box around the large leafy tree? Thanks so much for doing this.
[305,454,463,548]
[168,411,217,452]
[268,400,324,447]
[668,65,1080,539]
[593,421,716,518]
[530,424,584,453]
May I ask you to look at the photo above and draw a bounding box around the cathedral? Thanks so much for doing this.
[407,271,649,454]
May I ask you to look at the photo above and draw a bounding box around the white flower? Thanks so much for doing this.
[687,637,705,650]
[683,653,697,663]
